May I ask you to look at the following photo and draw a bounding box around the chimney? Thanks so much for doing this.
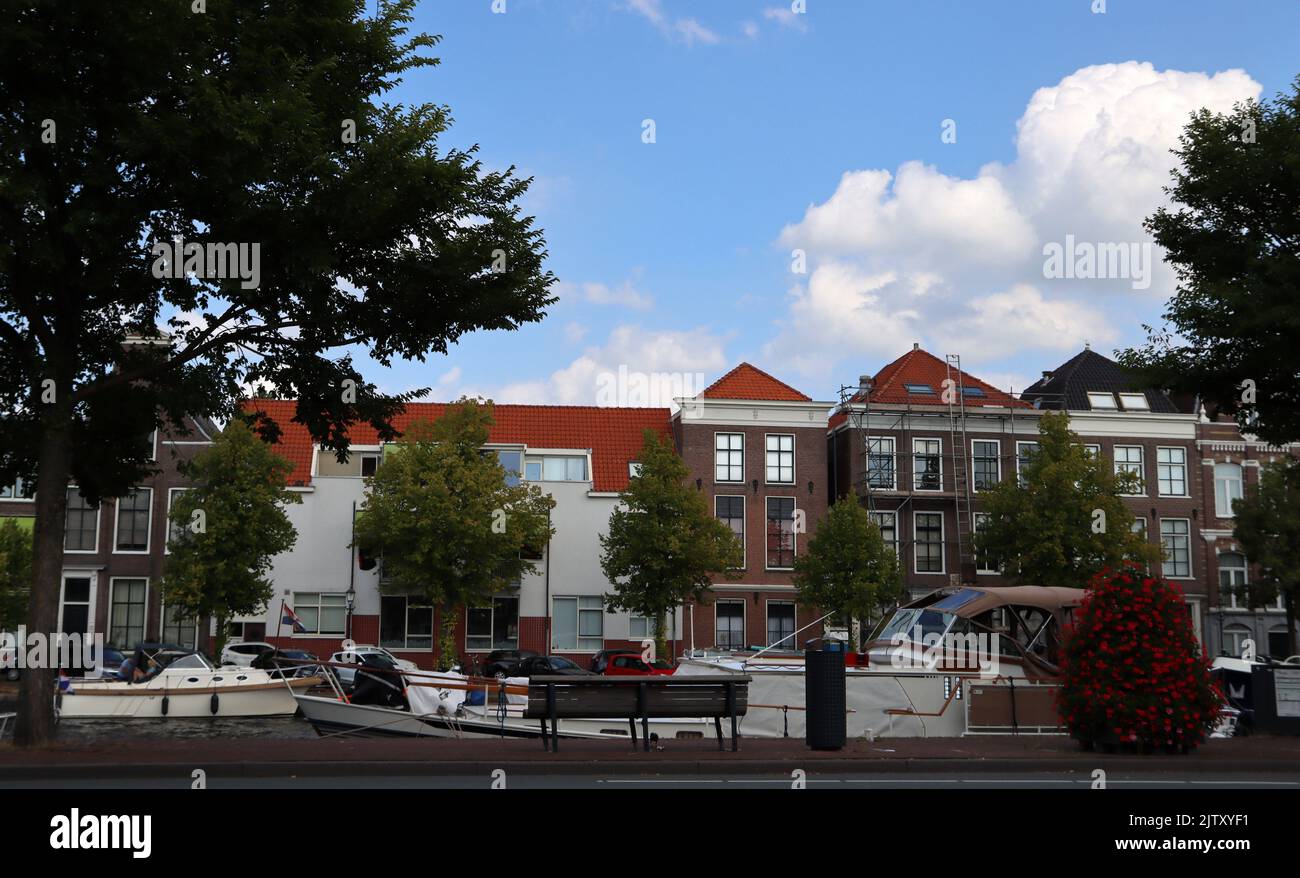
[858,375,873,394]
[1042,371,1053,380]
[912,342,920,351]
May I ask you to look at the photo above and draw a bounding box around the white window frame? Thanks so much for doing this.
[1160,518,1193,580]
[764,496,797,571]
[972,512,997,575]
[764,433,795,485]
[866,436,896,490]
[1218,552,1248,611]
[715,599,746,650]
[913,511,945,575]
[379,595,435,652]
[465,595,520,652]
[1113,446,1146,496]
[971,439,1000,492]
[164,487,192,554]
[63,486,100,554]
[1156,446,1188,497]
[0,476,31,502]
[1086,391,1118,410]
[292,591,347,637]
[107,576,150,650]
[869,510,897,554]
[630,612,676,640]
[1117,392,1150,411]
[159,603,200,650]
[913,438,942,492]
[765,599,797,649]
[715,494,746,570]
[1015,441,1039,487]
[58,572,97,639]
[551,595,604,652]
[714,432,744,483]
[112,487,153,555]
[1214,463,1243,518]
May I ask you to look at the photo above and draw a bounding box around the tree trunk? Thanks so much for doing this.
[1286,591,1297,659]
[653,611,667,664]
[438,604,458,671]
[14,405,74,747]
[213,613,228,664]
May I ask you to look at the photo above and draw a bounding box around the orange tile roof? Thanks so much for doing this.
[829,346,1033,429]
[239,399,672,493]
[700,362,812,401]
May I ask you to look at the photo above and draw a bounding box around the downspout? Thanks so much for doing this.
[348,500,357,641]
[544,507,551,654]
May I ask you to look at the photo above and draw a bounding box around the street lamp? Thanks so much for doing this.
[345,585,356,640]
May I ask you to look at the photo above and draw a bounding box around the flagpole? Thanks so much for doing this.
[277,598,285,646]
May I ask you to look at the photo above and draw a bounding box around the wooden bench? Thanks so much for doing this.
[524,675,750,752]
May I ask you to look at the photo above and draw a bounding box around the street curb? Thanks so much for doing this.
[4,756,1299,781]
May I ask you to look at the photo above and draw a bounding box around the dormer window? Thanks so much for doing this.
[903,383,935,395]
[1117,392,1150,411]
[961,386,986,398]
[1086,392,1118,410]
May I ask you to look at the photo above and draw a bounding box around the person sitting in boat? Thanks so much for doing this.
[116,655,137,681]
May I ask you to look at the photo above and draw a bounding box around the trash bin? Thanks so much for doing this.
[805,639,847,750]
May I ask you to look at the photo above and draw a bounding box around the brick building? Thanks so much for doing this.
[672,363,834,651]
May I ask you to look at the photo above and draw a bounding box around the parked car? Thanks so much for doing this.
[327,645,418,690]
[481,649,539,677]
[1,642,126,680]
[251,648,323,679]
[601,652,676,676]
[510,655,595,677]
[220,641,276,667]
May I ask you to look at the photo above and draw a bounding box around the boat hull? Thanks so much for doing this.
[57,675,316,719]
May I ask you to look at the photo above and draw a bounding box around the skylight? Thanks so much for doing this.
[1118,392,1150,411]
[1086,391,1118,410]
[961,387,987,397]
[903,383,935,394]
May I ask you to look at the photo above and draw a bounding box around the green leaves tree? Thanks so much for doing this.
[0,519,33,634]
[974,412,1162,587]
[163,420,300,661]
[793,498,902,650]
[1119,80,1300,445]
[599,430,739,660]
[0,1,554,744]
[351,400,555,668]
[1231,457,1300,657]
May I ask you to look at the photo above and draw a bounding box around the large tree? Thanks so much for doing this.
[0,519,32,634]
[1119,80,1300,445]
[975,412,1162,588]
[163,420,300,660]
[793,498,902,650]
[351,400,555,668]
[0,3,554,743]
[1232,457,1300,657]
[600,430,739,660]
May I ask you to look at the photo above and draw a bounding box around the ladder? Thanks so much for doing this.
[945,354,976,584]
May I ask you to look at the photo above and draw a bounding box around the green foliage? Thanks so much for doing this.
[352,399,555,666]
[974,412,1162,587]
[600,430,739,658]
[1232,457,1300,655]
[0,519,33,632]
[1119,79,1300,445]
[793,498,902,650]
[163,421,300,658]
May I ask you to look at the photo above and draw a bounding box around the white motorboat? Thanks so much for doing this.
[56,648,318,719]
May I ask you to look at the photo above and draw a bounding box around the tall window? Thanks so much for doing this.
[1114,446,1145,493]
[1223,625,1251,659]
[0,477,30,500]
[109,578,147,649]
[466,596,519,651]
[493,450,522,487]
[716,601,745,649]
[630,614,676,639]
[715,496,745,568]
[866,437,895,489]
[913,439,941,491]
[63,488,99,552]
[766,602,796,648]
[1157,447,1187,496]
[114,488,152,552]
[1016,442,1039,487]
[1214,463,1243,517]
[972,440,1000,490]
[1160,519,1191,578]
[160,605,198,650]
[973,513,997,574]
[765,434,794,483]
[166,487,191,550]
[715,433,744,482]
[379,595,434,650]
[765,497,796,569]
[914,512,944,573]
[525,456,587,481]
[1218,552,1248,610]
[553,596,602,651]
[869,511,896,553]
[293,592,347,636]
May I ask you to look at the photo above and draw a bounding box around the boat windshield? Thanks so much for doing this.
[875,608,953,644]
[164,653,213,671]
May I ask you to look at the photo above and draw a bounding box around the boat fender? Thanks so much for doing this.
[210,692,219,715]
[161,695,169,717]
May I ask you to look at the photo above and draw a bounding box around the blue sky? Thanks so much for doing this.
[354,0,1300,407]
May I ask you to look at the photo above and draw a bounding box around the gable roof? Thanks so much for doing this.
[700,362,812,402]
[239,399,672,492]
[1021,348,1180,413]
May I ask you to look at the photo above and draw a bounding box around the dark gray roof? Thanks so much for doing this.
[1021,348,1180,414]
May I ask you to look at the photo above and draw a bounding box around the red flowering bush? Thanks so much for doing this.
[1057,563,1222,753]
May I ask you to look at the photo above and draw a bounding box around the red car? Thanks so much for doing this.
[602,652,676,676]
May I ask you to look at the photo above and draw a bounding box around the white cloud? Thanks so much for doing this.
[770,62,1261,382]
[625,0,719,46]
[763,6,809,32]
[557,278,654,310]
